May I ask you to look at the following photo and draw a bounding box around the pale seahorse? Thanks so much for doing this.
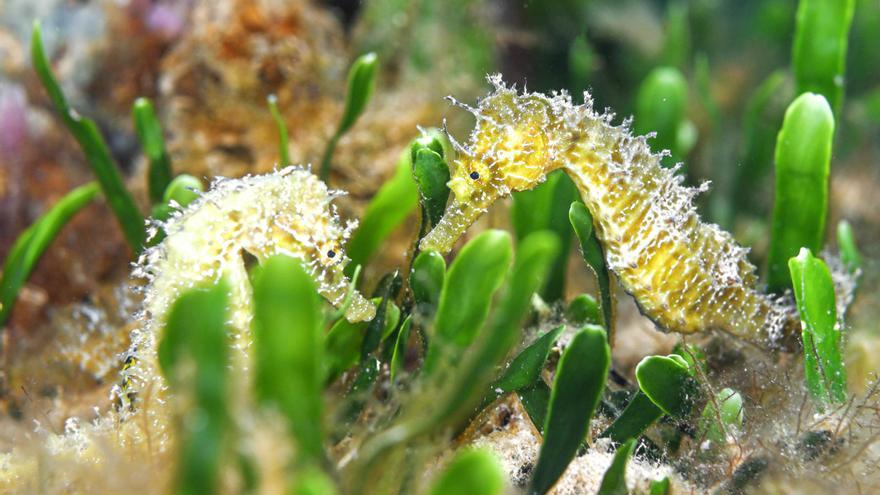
[0,167,376,489]
[123,166,376,398]
[421,75,799,348]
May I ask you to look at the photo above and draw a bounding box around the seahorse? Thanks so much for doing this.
[0,167,376,490]
[123,166,376,398]
[420,75,798,348]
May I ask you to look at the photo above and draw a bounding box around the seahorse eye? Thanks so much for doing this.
[327,250,336,258]
[469,171,480,180]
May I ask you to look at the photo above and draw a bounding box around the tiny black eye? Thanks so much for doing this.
[469,171,480,180]
[327,250,336,258]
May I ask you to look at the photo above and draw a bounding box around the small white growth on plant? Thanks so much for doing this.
[822,250,860,319]
[468,403,684,493]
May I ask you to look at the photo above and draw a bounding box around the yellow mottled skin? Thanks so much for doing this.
[422,76,798,348]
[125,166,376,400]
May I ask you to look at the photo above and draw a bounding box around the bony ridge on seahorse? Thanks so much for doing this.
[121,166,376,403]
[421,75,799,349]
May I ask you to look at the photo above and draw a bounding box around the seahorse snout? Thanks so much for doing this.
[420,199,486,254]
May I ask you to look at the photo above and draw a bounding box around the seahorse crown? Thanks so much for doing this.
[445,81,566,200]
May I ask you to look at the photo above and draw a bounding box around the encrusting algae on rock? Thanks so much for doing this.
[421,75,800,349]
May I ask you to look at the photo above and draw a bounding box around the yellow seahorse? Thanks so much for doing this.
[421,75,798,348]
[124,166,376,398]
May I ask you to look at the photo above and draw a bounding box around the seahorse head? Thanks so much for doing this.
[421,75,566,253]
[263,170,377,321]
[231,168,377,322]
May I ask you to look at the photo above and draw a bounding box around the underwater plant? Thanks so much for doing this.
[320,52,379,181]
[789,248,847,408]
[30,21,145,253]
[0,183,99,327]
[766,92,834,292]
